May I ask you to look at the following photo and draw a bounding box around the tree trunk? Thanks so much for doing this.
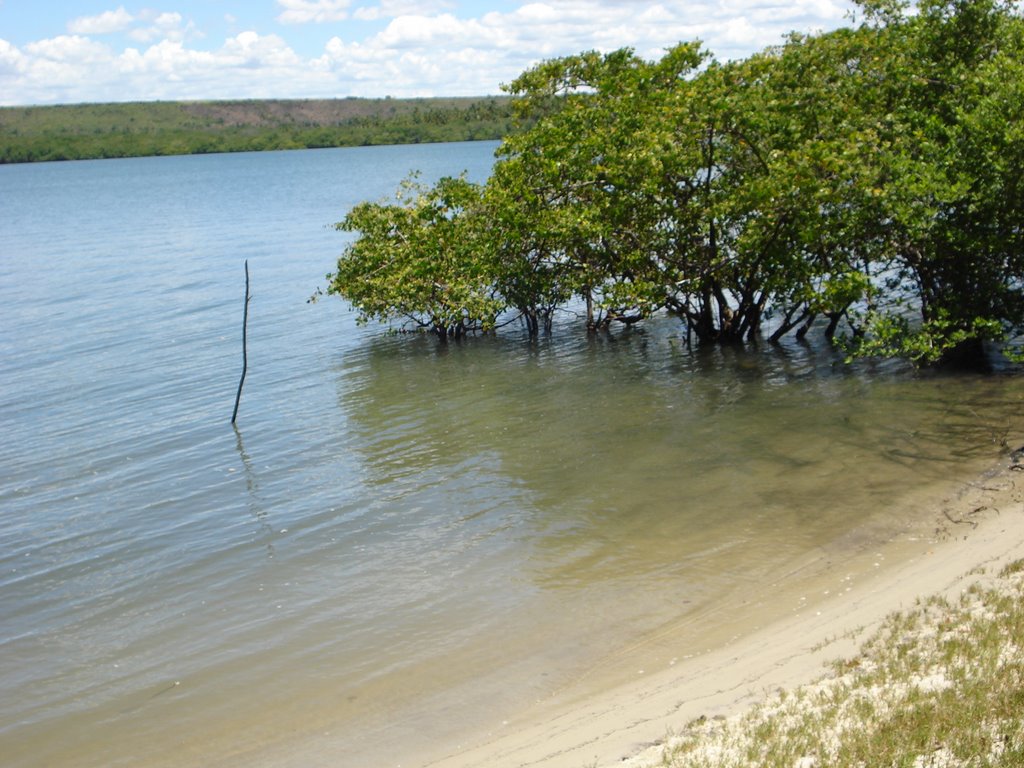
[939,336,992,371]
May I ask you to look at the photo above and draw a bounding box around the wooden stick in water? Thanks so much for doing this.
[231,260,250,425]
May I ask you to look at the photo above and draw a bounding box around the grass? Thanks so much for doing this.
[643,559,1024,768]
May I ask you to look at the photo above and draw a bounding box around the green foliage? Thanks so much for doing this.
[494,44,709,331]
[328,0,1024,366]
[327,174,503,339]
[831,0,1024,364]
[0,97,515,164]
[847,311,1006,364]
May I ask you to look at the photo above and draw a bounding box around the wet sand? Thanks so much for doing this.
[413,458,1024,768]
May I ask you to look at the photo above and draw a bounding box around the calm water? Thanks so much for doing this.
[1,143,1022,768]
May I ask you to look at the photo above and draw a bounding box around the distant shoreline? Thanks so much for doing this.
[0,96,514,164]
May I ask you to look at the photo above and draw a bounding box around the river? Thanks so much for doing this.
[1,142,1021,767]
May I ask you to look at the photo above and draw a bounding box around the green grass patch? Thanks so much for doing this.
[653,560,1024,767]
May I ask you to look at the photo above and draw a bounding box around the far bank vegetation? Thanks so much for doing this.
[0,96,514,164]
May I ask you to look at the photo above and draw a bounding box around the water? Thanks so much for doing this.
[1,144,1022,768]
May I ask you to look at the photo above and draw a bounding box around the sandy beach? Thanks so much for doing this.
[418,456,1024,768]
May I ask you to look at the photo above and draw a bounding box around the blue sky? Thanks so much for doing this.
[0,1,856,105]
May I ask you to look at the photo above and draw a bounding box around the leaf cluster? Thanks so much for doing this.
[327,0,1024,363]
[329,174,504,338]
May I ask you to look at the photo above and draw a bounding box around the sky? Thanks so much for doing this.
[0,0,857,106]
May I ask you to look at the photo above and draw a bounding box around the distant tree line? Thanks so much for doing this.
[326,0,1024,366]
[0,98,514,164]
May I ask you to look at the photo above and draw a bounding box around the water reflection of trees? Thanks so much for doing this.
[333,319,1024,586]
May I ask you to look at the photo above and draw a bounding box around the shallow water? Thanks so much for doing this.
[1,144,1022,767]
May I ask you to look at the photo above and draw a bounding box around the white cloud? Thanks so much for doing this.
[129,12,196,44]
[12,36,117,104]
[376,14,480,48]
[4,0,857,105]
[354,0,454,21]
[24,35,111,62]
[223,31,303,67]
[0,38,26,76]
[0,31,337,105]
[119,32,328,98]
[67,6,135,36]
[277,0,352,24]
[317,0,853,96]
